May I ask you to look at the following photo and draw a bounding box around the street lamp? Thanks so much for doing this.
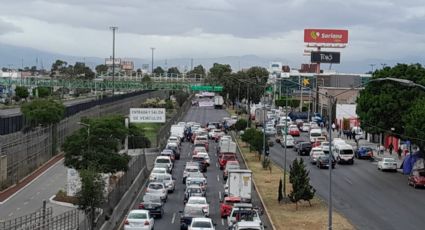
[110,26,118,95]
[150,47,155,75]
[78,122,90,152]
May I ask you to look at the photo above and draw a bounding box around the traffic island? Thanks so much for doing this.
[234,136,354,230]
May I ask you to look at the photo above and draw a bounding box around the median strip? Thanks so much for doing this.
[234,134,354,230]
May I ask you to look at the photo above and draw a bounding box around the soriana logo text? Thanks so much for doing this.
[304,29,348,44]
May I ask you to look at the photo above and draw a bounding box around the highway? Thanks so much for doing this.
[126,106,272,230]
[269,133,425,230]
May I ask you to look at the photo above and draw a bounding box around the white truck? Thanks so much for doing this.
[214,95,224,109]
[219,139,237,153]
[230,221,265,230]
[255,108,267,127]
[170,125,185,139]
[227,169,252,202]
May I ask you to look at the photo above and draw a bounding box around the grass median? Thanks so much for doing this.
[135,123,162,146]
[235,137,354,230]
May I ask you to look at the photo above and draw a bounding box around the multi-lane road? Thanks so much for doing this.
[269,133,425,230]
[125,106,272,230]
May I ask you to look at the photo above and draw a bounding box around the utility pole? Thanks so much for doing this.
[151,47,155,75]
[370,64,376,73]
[283,88,288,200]
[110,26,118,95]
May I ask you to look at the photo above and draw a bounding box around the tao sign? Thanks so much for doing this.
[311,51,341,64]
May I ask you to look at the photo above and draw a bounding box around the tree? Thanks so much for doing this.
[357,64,425,136]
[187,65,206,77]
[153,66,165,75]
[245,66,269,104]
[73,62,95,80]
[278,178,283,203]
[33,86,52,98]
[142,75,151,83]
[95,64,108,74]
[76,168,105,230]
[128,124,151,149]
[234,119,248,131]
[288,158,315,210]
[63,115,130,173]
[403,98,425,150]
[241,128,257,143]
[167,67,180,77]
[174,91,189,107]
[15,86,29,100]
[209,63,232,82]
[22,99,65,127]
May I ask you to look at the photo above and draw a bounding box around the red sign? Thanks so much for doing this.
[304,29,348,44]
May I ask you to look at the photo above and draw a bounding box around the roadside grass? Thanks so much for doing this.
[236,138,354,230]
[135,123,162,146]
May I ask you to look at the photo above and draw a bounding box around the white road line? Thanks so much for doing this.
[8,213,13,217]
[23,201,28,205]
[16,207,20,211]
[217,175,220,182]
[30,196,34,200]
[215,162,218,168]
[218,191,222,200]
[345,178,353,185]
[171,212,176,224]
[221,218,225,226]
[36,192,40,195]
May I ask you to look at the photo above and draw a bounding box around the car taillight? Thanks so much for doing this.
[144,220,150,226]
[124,219,129,225]
[138,203,144,209]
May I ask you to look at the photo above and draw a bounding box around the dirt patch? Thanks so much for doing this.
[53,190,78,205]
[237,138,354,230]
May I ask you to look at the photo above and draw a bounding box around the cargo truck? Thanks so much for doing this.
[214,95,224,109]
[226,169,252,202]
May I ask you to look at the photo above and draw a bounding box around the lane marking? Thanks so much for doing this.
[30,196,34,200]
[217,175,220,182]
[218,191,222,200]
[23,201,28,205]
[171,212,176,224]
[8,212,13,217]
[221,218,224,226]
[345,178,353,185]
[16,207,21,211]
[216,163,218,168]
[36,192,40,195]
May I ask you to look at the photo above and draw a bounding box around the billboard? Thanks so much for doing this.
[105,58,121,65]
[304,29,348,44]
[129,108,166,123]
[311,51,341,64]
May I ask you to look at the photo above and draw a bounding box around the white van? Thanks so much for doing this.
[309,129,322,143]
[332,143,354,164]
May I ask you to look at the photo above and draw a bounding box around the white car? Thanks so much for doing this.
[155,156,173,171]
[310,147,326,164]
[195,152,211,165]
[167,135,181,146]
[320,142,330,154]
[189,217,215,230]
[186,196,210,217]
[146,182,167,202]
[378,158,398,171]
[281,135,295,147]
[149,168,167,181]
[301,124,311,132]
[151,173,175,193]
[264,127,276,136]
[124,209,154,230]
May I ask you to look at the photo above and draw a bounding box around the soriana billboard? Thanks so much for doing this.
[304,29,348,44]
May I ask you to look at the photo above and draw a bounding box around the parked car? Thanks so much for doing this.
[189,217,215,230]
[124,209,154,230]
[408,169,425,188]
[317,155,336,169]
[138,193,164,218]
[356,146,374,159]
[377,158,397,172]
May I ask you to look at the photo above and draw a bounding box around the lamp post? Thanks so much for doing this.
[150,47,155,75]
[77,122,90,152]
[282,88,288,200]
[110,26,118,96]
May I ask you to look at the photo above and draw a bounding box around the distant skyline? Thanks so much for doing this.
[1,0,425,73]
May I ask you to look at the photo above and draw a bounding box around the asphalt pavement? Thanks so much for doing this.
[126,106,271,230]
[0,159,72,220]
[269,132,425,230]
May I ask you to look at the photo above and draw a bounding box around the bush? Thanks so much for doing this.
[174,91,189,107]
[234,119,248,131]
[165,99,174,110]
[33,87,52,98]
[15,86,29,99]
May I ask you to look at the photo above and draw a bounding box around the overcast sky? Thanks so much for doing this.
[1,0,425,71]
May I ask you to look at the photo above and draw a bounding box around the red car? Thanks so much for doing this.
[289,128,300,136]
[220,196,241,218]
[219,154,237,170]
[408,170,425,188]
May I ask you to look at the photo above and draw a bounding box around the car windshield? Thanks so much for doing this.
[183,208,205,217]
[148,183,164,190]
[226,164,240,170]
[384,159,395,163]
[301,143,311,148]
[128,212,147,219]
[341,149,353,155]
[152,169,165,173]
[187,188,202,193]
[156,159,170,164]
[188,199,206,204]
[311,133,321,137]
[186,168,199,172]
[192,221,212,228]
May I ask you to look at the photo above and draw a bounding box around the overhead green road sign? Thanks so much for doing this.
[190,85,223,92]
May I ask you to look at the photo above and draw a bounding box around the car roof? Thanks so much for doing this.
[129,209,149,214]
[191,217,212,222]
[188,196,206,201]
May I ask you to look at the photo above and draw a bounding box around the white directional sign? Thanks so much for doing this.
[130,108,166,123]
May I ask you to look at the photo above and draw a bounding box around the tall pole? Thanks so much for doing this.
[328,96,333,230]
[151,47,155,75]
[110,26,118,95]
[299,76,303,111]
[283,88,288,199]
[246,86,250,129]
[316,47,321,113]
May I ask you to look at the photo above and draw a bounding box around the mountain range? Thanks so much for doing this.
[1,43,423,74]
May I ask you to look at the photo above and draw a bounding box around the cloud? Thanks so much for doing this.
[0,18,22,35]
